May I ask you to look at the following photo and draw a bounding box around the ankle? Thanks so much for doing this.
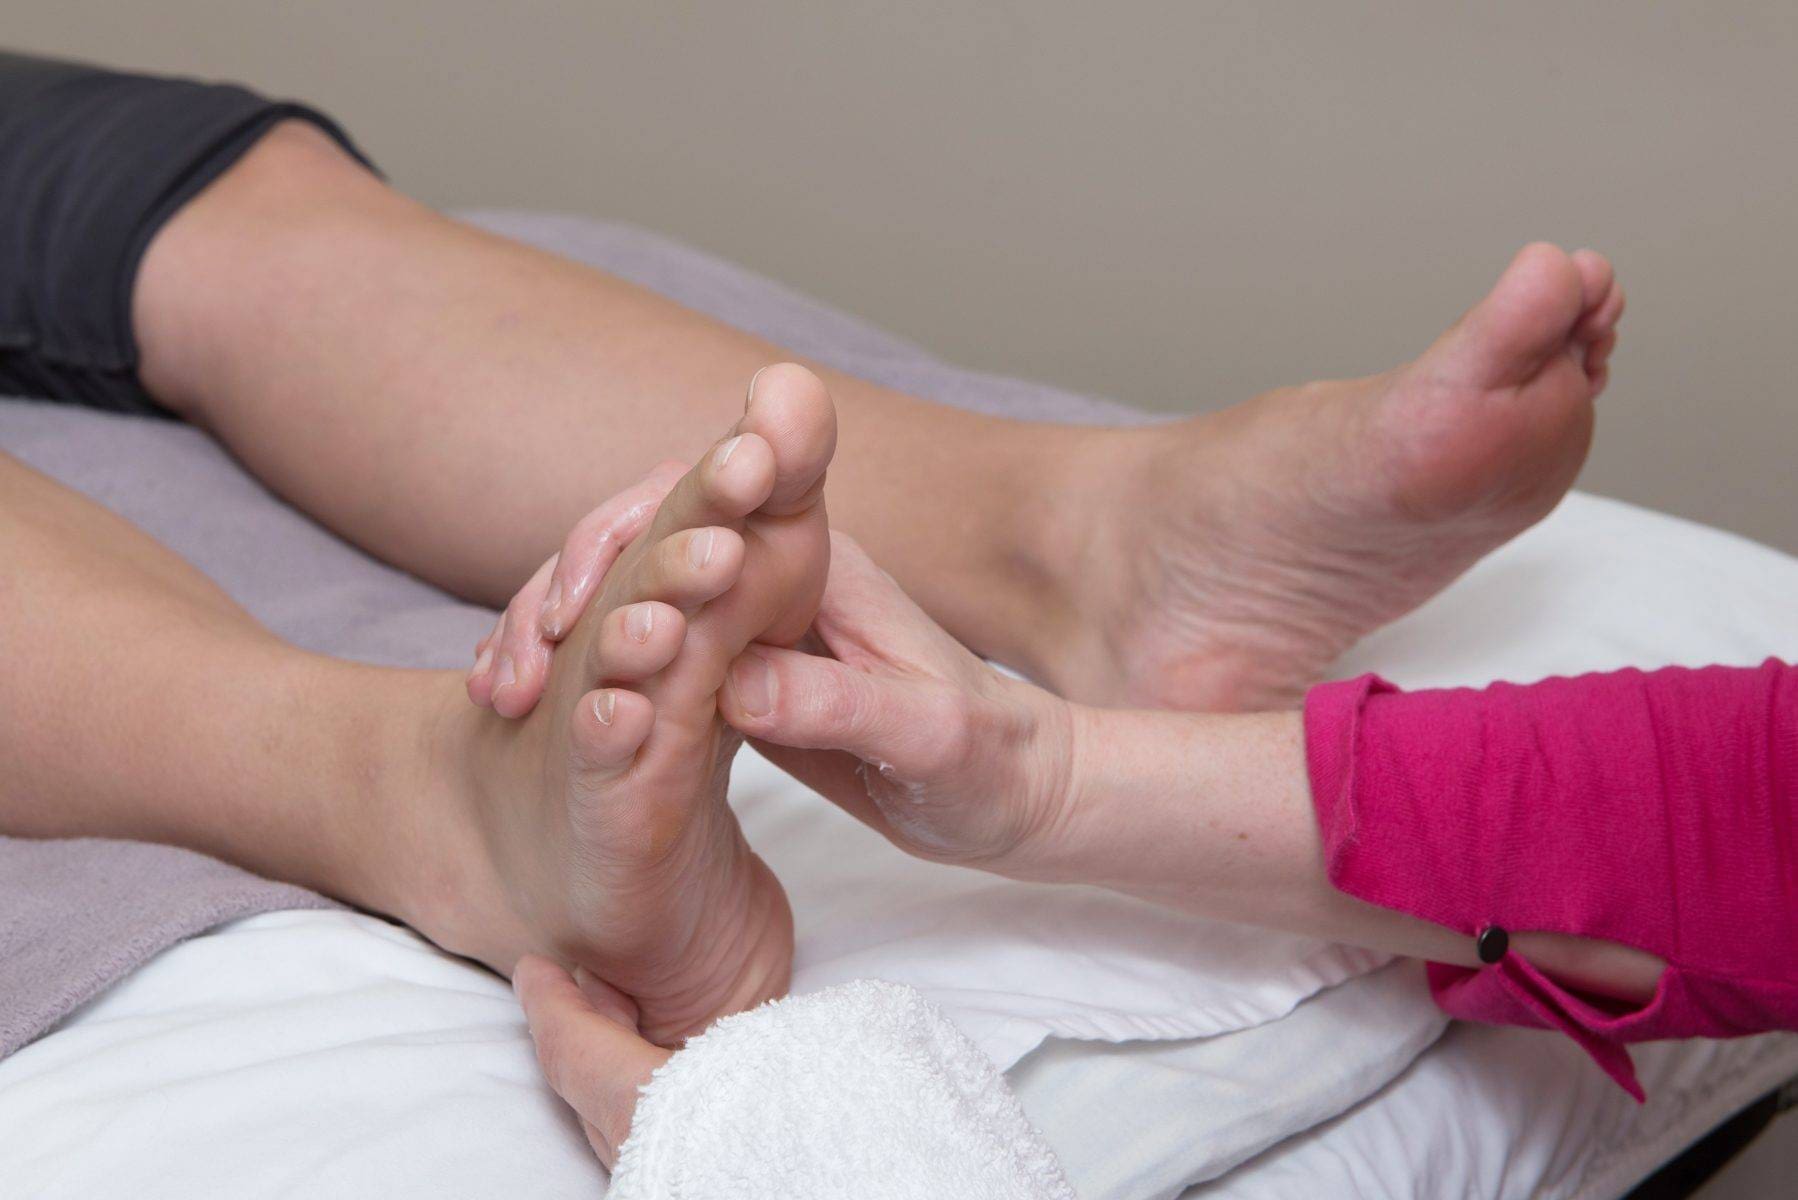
[322,670,498,946]
[997,425,1148,693]
[377,674,536,968]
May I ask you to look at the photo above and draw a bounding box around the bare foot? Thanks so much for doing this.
[1050,243,1625,710]
[416,365,834,1044]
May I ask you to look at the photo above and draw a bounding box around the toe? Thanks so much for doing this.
[567,688,656,776]
[588,601,686,683]
[625,526,745,611]
[1434,242,1586,390]
[639,430,777,547]
[1577,281,1627,342]
[1584,329,1618,381]
[738,363,837,516]
[1570,249,1614,316]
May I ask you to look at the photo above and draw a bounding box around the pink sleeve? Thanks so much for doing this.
[1304,659,1798,1101]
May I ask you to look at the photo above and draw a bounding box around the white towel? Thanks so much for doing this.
[610,979,1078,1199]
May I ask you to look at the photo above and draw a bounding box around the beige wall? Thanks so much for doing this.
[14,3,1796,552]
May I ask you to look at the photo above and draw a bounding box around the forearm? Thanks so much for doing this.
[1041,707,1470,955]
[1039,704,1665,1001]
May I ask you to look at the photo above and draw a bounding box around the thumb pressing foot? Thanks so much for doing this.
[512,954,671,1170]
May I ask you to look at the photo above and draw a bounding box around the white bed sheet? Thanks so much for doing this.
[0,910,1437,1200]
[3,488,1795,1200]
[1195,1024,1798,1200]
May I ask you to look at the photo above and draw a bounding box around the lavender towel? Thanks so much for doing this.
[0,211,1146,1060]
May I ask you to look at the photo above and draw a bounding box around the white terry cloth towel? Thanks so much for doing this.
[610,979,1076,1200]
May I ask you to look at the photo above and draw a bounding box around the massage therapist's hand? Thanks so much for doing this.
[718,532,1080,870]
[512,955,671,1170]
[468,479,1081,872]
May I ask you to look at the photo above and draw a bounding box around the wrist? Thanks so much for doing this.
[1009,702,1148,886]
[963,679,1084,880]
[995,698,1172,887]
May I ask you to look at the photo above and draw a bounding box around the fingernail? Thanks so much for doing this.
[745,364,768,410]
[494,654,517,694]
[470,643,494,681]
[730,654,776,718]
[713,435,743,470]
[538,582,563,632]
[594,691,616,725]
[626,603,655,643]
[688,528,716,569]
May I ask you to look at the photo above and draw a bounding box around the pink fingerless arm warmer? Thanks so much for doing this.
[1304,659,1798,1100]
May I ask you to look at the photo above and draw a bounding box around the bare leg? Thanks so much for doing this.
[134,122,1059,678]
[0,446,446,915]
[0,360,834,1041]
[134,122,1624,710]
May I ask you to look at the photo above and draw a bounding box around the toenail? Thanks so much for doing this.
[713,435,743,470]
[594,691,616,725]
[469,643,493,681]
[688,528,716,569]
[626,603,655,643]
[730,654,776,718]
[745,364,768,410]
[494,654,517,693]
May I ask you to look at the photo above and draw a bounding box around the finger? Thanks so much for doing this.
[572,964,642,1026]
[722,644,970,782]
[470,606,517,709]
[490,555,562,719]
[541,461,687,640]
[513,955,670,1170]
[746,738,897,835]
[813,532,972,669]
[466,626,501,707]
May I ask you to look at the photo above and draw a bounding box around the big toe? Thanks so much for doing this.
[1432,242,1586,390]
[739,363,837,517]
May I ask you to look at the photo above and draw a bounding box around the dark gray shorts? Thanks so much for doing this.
[0,50,373,415]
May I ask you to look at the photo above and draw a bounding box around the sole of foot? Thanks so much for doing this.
[428,364,835,1045]
[1058,242,1624,711]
